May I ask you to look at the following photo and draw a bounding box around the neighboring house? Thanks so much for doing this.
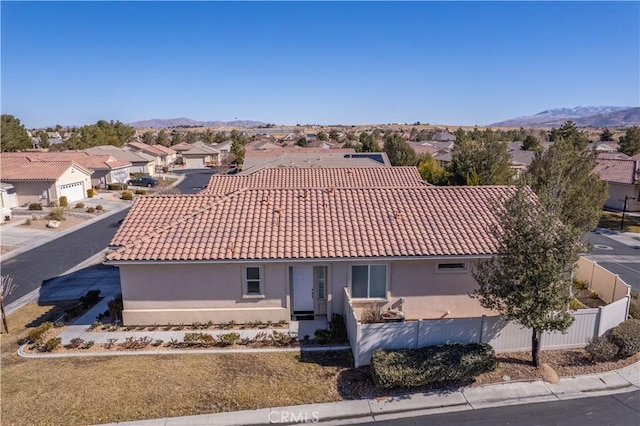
[152,144,178,166]
[212,141,232,160]
[85,146,157,176]
[0,156,92,205]
[107,167,514,326]
[0,183,19,221]
[588,142,620,153]
[126,142,175,167]
[595,159,640,212]
[597,152,631,161]
[506,142,536,177]
[240,148,387,174]
[181,143,220,168]
[431,131,456,142]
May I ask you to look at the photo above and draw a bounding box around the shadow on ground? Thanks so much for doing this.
[38,264,120,304]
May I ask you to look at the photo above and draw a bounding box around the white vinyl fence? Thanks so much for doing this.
[344,287,631,367]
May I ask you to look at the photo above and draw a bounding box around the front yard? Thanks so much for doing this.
[3,302,639,425]
[598,210,640,233]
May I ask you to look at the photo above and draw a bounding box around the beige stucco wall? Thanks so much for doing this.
[605,183,640,212]
[7,181,55,205]
[118,257,492,325]
[120,263,288,325]
[53,165,92,200]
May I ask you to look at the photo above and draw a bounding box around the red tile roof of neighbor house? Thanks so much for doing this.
[127,142,169,157]
[244,147,357,158]
[107,185,516,262]
[594,159,638,185]
[151,144,176,155]
[201,167,427,196]
[1,152,131,170]
[0,156,85,180]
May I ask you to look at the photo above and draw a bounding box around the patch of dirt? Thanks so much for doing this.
[573,286,607,308]
[20,215,87,231]
[1,245,18,255]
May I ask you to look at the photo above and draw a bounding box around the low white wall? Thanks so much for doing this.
[344,287,631,367]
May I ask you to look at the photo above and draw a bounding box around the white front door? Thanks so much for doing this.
[292,266,314,312]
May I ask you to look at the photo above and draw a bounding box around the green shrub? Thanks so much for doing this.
[108,294,123,321]
[107,183,128,191]
[121,190,133,201]
[162,166,169,173]
[314,329,332,344]
[569,299,583,311]
[68,338,85,349]
[87,188,96,198]
[330,314,348,343]
[120,336,152,350]
[24,218,32,226]
[585,336,618,362]
[270,330,296,347]
[28,322,53,342]
[589,291,599,300]
[217,332,241,346]
[629,290,640,320]
[59,196,68,207]
[134,189,147,195]
[48,208,65,221]
[371,343,497,389]
[183,332,215,346]
[28,203,43,211]
[75,202,85,209]
[573,279,588,290]
[81,340,95,349]
[40,337,62,352]
[95,204,103,211]
[610,319,640,357]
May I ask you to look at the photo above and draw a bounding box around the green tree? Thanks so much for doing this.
[599,128,614,142]
[38,130,50,149]
[345,131,357,142]
[141,131,155,145]
[317,131,329,141]
[526,137,608,234]
[447,129,514,185]
[296,137,308,147]
[1,115,31,151]
[171,131,183,146]
[65,120,135,149]
[417,156,447,185]
[328,130,340,142]
[384,133,417,166]
[548,121,589,149]
[472,186,579,367]
[521,135,541,152]
[229,129,247,145]
[359,132,381,152]
[230,139,245,165]
[184,131,197,144]
[155,130,170,146]
[619,126,640,156]
[214,131,230,144]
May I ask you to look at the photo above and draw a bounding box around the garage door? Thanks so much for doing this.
[185,157,205,168]
[60,182,85,203]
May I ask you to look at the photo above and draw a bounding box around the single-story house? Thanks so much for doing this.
[594,158,640,212]
[0,156,92,205]
[85,146,157,176]
[181,144,220,168]
[2,152,131,189]
[152,144,178,166]
[107,167,513,325]
[0,183,19,221]
[126,142,176,167]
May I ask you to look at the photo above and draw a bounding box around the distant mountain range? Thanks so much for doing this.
[127,117,266,129]
[490,106,640,127]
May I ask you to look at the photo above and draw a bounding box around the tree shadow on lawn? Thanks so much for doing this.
[24,300,77,329]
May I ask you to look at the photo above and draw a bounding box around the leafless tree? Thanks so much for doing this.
[0,275,17,333]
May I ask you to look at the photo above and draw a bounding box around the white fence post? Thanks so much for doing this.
[595,306,604,337]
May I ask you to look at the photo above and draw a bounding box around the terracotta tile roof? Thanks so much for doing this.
[597,152,630,160]
[244,147,356,159]
[152,144,176,155]
[0,156,81,180]
[594,159,638,184]
[108,186,516,261]
[1,152,130,170]
[127,142,168,157]
[171,142,194,152]
[111,194,218,246]
[202,167,427,196]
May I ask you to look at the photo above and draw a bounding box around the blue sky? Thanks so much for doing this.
[2,1,638,128]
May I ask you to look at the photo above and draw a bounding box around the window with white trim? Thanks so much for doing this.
[315,266,326,300]
[351,265,387,299]
[437,262,467,272]
[244,266,262,295]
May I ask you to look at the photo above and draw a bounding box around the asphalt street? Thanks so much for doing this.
[584,231,640,292]
[1,169,215,305]
[374,390,640,426]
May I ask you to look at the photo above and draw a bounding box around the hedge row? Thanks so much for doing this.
[371,343,497,389]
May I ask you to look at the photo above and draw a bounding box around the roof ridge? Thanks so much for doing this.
[111,189,246,254]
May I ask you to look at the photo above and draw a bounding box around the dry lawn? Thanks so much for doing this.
[1,304,348,426]
[3,303,638,425]
[598,211,640,233]
[1,245,18,255]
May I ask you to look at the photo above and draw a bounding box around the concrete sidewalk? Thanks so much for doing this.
[593,227,640,248]
[98,362,640,425]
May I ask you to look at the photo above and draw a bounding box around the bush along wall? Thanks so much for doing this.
[371,343,497,389]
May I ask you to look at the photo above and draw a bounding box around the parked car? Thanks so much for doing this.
[127,176,158,187]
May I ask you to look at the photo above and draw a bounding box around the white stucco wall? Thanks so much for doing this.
[605,182,640,212]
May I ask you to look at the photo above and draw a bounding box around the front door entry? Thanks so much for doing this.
[292,266,314,313]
